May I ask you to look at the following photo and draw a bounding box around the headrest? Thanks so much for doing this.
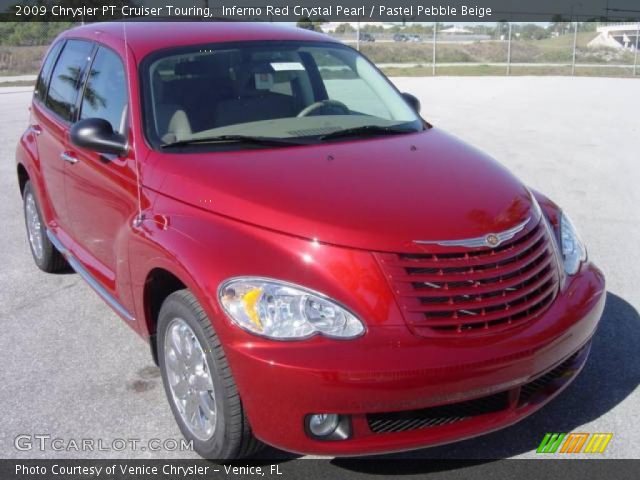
[174,60,209,76]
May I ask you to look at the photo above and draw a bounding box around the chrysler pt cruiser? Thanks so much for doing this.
[15,22,605,458]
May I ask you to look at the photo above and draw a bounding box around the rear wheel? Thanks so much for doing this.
[157,290,263,459]
[23,181,68,273]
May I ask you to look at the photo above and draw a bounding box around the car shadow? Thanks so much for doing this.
[331,291,639,473]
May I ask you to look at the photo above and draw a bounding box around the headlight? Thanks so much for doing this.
[218,278,365,340]
[560,213,587,275]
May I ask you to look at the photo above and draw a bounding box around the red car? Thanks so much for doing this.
[16,22,605,459]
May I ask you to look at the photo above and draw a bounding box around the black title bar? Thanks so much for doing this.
[1,0,640,22]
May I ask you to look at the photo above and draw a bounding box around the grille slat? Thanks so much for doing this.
[400,230,547,273]
[518,350,580,406]
[395,261,557,298]
[377,219,560,337]
[393,244,550,284]
[380,223,546,268]
[408,273,557,313]
[366,347,583,435]
[413,281,556,325]
[367,391,509,434]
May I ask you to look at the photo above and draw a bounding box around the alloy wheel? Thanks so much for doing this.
[164,318,217,441]
[25,192,44,260]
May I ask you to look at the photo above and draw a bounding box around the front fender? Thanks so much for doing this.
[128,192,404,342]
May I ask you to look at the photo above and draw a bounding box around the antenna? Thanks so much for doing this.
[122,22,145,228]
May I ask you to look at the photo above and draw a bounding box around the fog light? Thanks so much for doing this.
[308,414,339,437]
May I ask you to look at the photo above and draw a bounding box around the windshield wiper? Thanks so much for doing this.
[318,125,417,141]
[161,134,307,149]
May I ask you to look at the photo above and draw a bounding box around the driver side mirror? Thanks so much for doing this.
[70,118,128,157]
[402,92,421,114]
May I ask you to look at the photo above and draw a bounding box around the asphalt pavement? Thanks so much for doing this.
[1,77,638,462]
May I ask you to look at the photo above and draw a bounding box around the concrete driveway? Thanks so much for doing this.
[1,77,638,461]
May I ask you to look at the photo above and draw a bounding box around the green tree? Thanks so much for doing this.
[334,23,355,34]
[550,15,570,35]
[518,24,550,40]
[0,22,75,46]
[579,22,597,32]
[296,17,325,31]
[496,20,509,39]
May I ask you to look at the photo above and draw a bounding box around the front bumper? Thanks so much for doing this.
[223,262,605,456]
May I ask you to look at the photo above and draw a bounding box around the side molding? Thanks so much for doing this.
[46,229,136,322]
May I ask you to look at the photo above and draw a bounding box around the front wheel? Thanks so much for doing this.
[157,290,263,459]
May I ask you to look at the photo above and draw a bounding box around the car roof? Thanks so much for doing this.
[61,22,338,59]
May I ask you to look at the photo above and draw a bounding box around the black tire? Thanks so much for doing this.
[22,181,68,273]
[157,289,264,459]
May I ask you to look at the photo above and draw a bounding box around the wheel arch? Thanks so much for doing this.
[17,163,30,197]
[143,267,188,365]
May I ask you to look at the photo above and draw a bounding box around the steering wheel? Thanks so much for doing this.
[297,99,350,117]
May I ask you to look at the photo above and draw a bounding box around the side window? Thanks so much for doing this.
[308,50,390,119]
[34,41,63,103]
[80,47,127,134]
[45,40,93,122]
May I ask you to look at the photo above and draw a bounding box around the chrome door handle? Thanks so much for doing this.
[60,152,78,164]
[29,125,42,136]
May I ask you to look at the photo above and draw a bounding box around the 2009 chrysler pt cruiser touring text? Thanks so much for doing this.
[16,22,605,459]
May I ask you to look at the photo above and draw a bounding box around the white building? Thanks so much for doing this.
[588,23,640,50]
[440,26,472,34]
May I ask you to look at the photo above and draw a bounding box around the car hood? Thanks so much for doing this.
[144,128,536,252]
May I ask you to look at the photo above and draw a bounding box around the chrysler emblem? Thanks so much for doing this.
[413,217,531,249]
[485,233,500,247]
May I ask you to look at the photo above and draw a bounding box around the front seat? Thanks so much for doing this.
[214,62,296,127]
[152,70,192,143]
[156,104,192,143]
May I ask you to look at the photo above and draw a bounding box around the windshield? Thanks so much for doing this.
[142,41,423,149]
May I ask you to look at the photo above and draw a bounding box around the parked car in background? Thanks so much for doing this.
[393,33,409,42]
[16,22,605,460]
[359,32,375,42]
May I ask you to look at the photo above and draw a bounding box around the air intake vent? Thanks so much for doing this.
[518,350,580,406]
[367,391,509,434]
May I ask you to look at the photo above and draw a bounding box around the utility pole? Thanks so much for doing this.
[572,21,578,75]
[634,23,639,76]
[432,22,437,76]
[507,22,512,75]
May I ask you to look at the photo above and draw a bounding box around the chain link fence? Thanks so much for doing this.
[330,22,639,77]
[0,21,638,79]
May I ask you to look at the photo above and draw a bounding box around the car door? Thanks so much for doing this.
[64,45,138,295]
[32,39,93,232]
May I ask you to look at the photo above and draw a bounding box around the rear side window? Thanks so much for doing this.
[80,47,127,134]
[45,40,93,122]
[34,41,63,103]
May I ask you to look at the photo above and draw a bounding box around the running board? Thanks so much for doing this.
[46,229,136,323]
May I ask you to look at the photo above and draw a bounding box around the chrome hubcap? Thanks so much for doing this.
[25,193,44,260]
[164,318,217,441]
